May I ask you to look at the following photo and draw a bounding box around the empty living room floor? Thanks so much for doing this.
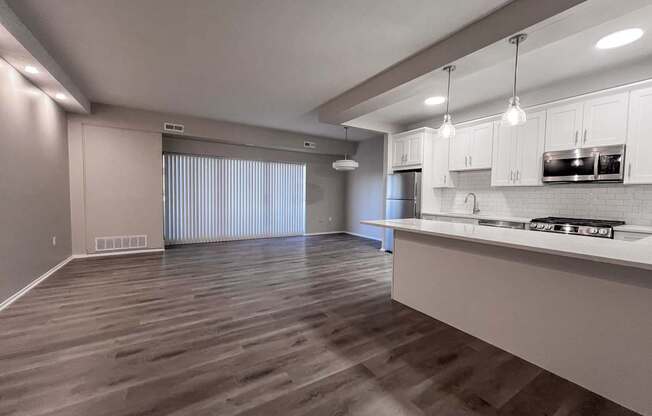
[0,234,640,416]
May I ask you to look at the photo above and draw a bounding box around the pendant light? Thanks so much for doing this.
[502,33,527,126]
[439,65,456,139]
[332,127,359,171]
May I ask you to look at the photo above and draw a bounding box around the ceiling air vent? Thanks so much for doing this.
[95,235,148,252]
[303,141,316,149]
[163,122,185,134]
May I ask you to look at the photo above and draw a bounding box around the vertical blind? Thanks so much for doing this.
[164,153,306,245]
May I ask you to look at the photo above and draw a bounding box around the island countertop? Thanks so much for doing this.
[362,218,652,271]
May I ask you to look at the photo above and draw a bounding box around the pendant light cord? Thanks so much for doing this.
[344,127,349,160]
[513,37,520,99]
[445,67,452,115]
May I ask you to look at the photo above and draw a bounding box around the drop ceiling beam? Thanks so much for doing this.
[0,0,90,113]
[318,0,585,125]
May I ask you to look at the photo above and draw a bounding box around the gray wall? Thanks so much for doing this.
[0,58,71,302]
[164,137,346,234]
[344,136,384,240]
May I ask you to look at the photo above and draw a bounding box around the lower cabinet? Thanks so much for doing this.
[491,111,546,187]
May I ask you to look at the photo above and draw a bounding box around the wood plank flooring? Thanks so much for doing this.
[0,234,641,416]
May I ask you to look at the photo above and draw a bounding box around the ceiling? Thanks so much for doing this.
[5,0,510,140]
[351,0,652,130]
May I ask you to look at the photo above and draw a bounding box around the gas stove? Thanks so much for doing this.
[529,217,625,239]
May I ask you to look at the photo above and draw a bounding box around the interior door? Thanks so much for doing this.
[491,122,516,187]
[626,87,652,184]
[582,92,629,147]
[469,122,494,169]
[449,128,470,171]
[515,110,546,186]
[545,102,583,151]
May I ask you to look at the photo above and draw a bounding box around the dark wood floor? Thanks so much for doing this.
[0,234,640,416]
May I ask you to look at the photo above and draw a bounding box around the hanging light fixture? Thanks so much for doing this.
[332,127,359,171]
[502,33,528,126]
[439,65,456,139]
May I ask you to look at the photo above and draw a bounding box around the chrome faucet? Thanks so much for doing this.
[465,192,480,214]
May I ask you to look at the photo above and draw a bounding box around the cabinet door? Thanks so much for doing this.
[514,110,546,186]
[449,128,471,171]
[469,122,494,169]
[392,137,406,168]
[491,122,517,187]
[405,134,423,166]
[545,102,583,151]
[582,92,629,147]
[431,136,453,188]
[626,87,652,184]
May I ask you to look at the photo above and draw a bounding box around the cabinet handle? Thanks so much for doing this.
[510,170,514,182]
[516,170,520,181]
[464,156,468,167]
[628,163,632,178]
[574,131,578,146]
[469,156,472,166]
[443,175,447,184]
[583,129,587,144]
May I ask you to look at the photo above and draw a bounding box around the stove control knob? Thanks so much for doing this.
[537,223,546,230]
[545,224,554,230]
[529,223,538,229]
[598,228,609,236]
[588,228,598,234]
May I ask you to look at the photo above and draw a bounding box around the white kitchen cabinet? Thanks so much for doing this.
[430,135,454,188]
[491,111,546,187]
[545,92,629,151]
[391,129,424,170]
[625,86,652,184]
[544,102,583,151]
[582,92,629,147]
[449,121,493,171]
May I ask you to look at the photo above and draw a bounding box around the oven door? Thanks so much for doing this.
[596,145,625,182]
[542,148,597,183]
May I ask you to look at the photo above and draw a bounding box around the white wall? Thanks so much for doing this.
[345,136,384,240]
[430,170,652,225]
[0,58,71,302]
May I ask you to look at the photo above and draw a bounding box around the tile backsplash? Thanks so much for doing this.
[437,170,652,225]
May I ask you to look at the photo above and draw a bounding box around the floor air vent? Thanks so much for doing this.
[95,235,148,252]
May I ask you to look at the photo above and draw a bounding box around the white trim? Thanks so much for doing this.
[72,248,164,259]
[344,231,383,242]
[303,231,345,236]
[0,255,74,313]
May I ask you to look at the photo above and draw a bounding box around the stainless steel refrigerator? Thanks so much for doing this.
[384,171,421,252]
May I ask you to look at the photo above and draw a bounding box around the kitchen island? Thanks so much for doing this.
[363,218,652,416]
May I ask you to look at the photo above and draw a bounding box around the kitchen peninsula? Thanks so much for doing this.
[363,218,652,416]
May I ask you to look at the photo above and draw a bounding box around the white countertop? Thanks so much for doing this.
[362,218,652,271]
[422,211,533,224]
[613,224,652,234]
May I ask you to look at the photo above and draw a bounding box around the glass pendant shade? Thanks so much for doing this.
[439,114,456,139]
[502,96,527,126]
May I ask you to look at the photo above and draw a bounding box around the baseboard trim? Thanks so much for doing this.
[72,248,165,259]
[343,231,383,242]
[0,255,74,313]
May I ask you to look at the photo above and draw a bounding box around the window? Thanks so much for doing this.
[164,153,306,244]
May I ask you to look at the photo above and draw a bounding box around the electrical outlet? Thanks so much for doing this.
[51,236,57,246]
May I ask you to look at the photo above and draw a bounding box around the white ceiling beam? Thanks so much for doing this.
[317,0,586,125]
[0,0,90,113]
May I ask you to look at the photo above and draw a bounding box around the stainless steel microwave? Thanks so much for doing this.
[542,145,625,183]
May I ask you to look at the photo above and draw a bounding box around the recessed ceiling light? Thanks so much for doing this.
[55,93,67,100]
[24,65,39,74]
[424,96,446,106]
[596,28,644,50]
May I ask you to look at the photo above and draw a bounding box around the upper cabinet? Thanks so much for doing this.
[544,92,629,151]
[392,129,424,170]
[491,111,546,187]
[430,134,455,188]
[625,86,652,184]
[449,121,493,171]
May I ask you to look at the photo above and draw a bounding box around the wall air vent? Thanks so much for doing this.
[95,235,148,252]
[163,122,185,134]
[303,141,316,149]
